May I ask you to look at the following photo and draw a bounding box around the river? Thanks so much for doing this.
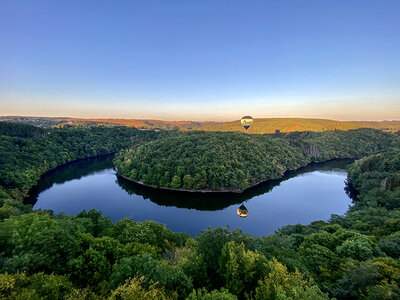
[25,155,353,236]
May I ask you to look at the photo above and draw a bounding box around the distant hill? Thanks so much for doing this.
[200,118,400,133]
[1,116,400,133]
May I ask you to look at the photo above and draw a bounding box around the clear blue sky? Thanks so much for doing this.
[1,0,399,121]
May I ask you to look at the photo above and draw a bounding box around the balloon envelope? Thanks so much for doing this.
[240,116,254,130]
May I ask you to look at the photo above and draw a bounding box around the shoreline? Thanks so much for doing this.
[115,157,354,194]
[37,152,116,178]
[24,152,116,201]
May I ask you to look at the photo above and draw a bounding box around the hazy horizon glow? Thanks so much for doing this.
[1,0,399,121]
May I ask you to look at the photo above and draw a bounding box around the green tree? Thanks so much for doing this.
[336,236,375,261]
[255,258,329,300]
[110,254,193,298]
[187,288,237,300]
[378,233,400,258]
[76,209,112,237]
[218,241,267,297]
[109,276,170,300]
[183,174,194,189]
[68,235,123,287]
[170,175,181,189]
[0,213,75,274]
[333,260,380,299]
[0,272,74,300]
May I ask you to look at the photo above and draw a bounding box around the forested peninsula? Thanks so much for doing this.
[1,121,400,299]
[114,129,399,192]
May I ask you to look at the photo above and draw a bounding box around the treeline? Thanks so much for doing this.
[286,128,398,161]
[0,210,330,300]
[1,124,399,299]
[3,116,400,133]
[0,116,66,128]
[0,122,46,138]
[0,122,170,219]
[206,118,400,134]
[1,149,400,298]
[114,129,399,191]
[114,132,310,191]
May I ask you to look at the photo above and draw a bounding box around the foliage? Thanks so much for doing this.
[109,254,193,298]
[286,128,399,160]
[114,131,310,191]
[187,288,237,300]
[0,124,170,219]
[333,258,400,299]
[0,213,77,274]
[109,276,171,300]
[255,258,329,300]
[218,241,267,297]
[0,272,74,300]
[0,122,46,138]
[1,124,400,298]
[114,129,398,191]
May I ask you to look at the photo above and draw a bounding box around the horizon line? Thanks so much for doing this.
[1,115,399,123]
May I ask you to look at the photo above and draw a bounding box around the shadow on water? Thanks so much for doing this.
[24,155,115,205]
[117,159,353,210]
[25,154,353,211]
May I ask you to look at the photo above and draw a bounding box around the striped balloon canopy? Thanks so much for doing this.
[240,116,254,130]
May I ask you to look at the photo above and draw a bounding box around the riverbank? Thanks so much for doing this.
[115,158,354,194]
[0,123,163,220]
[23,152,117,202]
[114,129,397,194]
[28,154,352,236]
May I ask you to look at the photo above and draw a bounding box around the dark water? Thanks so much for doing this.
[26,155,353,236]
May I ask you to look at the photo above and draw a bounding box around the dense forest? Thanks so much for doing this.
[114,132,310,191]
[284,129,398,161]
[0,122,399,299]
[114,129,399,191]
[0,122,171,219]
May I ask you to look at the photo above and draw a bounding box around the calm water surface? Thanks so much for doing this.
[26,156,353,236]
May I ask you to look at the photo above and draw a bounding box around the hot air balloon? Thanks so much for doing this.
[240,116,254,130]
[237,204,248,218]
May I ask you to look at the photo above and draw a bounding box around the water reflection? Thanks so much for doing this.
[25,155,353,236]
[237,204,248,218]
[26,155,352,212]
[116,159,353,210]
[25,155,115,205]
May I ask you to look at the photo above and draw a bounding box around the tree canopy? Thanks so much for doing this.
[114,129,399,191]
[0,123,399,299]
